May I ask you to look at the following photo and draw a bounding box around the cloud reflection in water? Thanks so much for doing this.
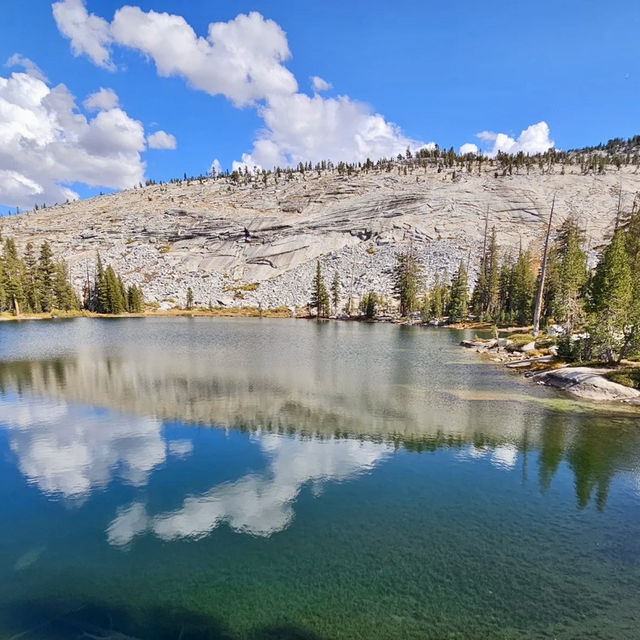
[0,395,177,500]
[108,434,390,546]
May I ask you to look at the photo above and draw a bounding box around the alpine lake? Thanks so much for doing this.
[0,317,639,640]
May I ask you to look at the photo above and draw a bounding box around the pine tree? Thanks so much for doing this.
[498,255,515,322]
[331,271,341,316]
[360,291,378,319]
[186,287,194,310]
[546,217,588,331]
[2,238,25,314]
[310,261,330,317]
[53,260,79,310]
[393,246,422,316]
[104,265,125,314]
[472,227,499,320]
[511,250,536,326]
[623,205,640,357]
[485,227,500,319]
[37,241,56,312]
[447,260,469,322]
[23,242,41,313]
[95,253,108,313]
[127,285,144,312]
[590,229,634,362]
[429,273,444,321]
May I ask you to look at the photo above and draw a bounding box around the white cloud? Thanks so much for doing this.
[147,130,177,150]
[52,0,113,70]
[53,2,422,169]
[471,121,554,157]
[459,142,478,155]
[108,434,390,546]
[209,158,222,177]
[240,93,422,169]
[311,75,332,92]
[84,87,119,111]
[6,54,48,82]
[109,6,297,107]
[0,68,146,208]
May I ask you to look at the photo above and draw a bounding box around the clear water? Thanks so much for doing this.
[0,318,639,639]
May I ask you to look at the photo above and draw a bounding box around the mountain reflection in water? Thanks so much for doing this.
[0,317,638,523]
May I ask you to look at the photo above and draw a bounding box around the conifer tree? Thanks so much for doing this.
[2,238,25,314]
[186,286,194,310]
[511,250,536,326]
[23,242,41,313]
[360,291,378,319]
[393,246,422,316]
[420,293,432,323]
[37,241,56,312]
[485,227,500,319]
[331,271,341,316]
[546,217,588,331]
[53,260,79,310]
[104,265,125,314]
[498,255,515,322]
[590,229,633,362]
[310,261,330,317]
[95,253,108,313]
[447,260,469,322]
[429,273,444,321]
[622,204,640,356]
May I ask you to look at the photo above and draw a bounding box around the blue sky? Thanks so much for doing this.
[0,0,639,212]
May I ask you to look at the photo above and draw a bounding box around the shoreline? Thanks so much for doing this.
[0,307,295,322]
[460,336,640,407]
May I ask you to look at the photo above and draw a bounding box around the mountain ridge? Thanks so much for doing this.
[1,159,639,309]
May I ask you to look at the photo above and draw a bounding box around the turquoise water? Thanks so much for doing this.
[0,318,639,639]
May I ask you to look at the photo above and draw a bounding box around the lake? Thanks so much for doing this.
[0,318,639,639]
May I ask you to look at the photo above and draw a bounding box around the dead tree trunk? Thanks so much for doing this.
[532,195,555,337]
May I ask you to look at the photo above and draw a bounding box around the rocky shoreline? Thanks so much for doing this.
[460,337,640,406]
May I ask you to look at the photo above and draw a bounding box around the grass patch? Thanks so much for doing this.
[604,368,640,390]
[223,282,260,293]
[506,333,535,346]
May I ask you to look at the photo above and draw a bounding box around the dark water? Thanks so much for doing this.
[0,318,639,639]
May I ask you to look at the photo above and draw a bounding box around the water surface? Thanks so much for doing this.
[0,318,639,639]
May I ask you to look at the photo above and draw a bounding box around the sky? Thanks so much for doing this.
[0,0,639,213]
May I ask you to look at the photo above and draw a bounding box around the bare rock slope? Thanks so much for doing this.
[2,165,638,309]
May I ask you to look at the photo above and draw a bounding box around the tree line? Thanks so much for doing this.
[310,199,640,364]
[0,233,144,316]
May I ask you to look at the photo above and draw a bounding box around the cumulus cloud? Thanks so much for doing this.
[52,0,113,70]
[471,121,554,157]
[53,1,422,170]
[0,69,146,208]
[84,87,119,110]
[147,130,177,150]
[239,93,422,169]
[209,158,223,177]
[459,142,478,155]
[6,54,48,82]
[311,75,332,92]
[109,6,297,107]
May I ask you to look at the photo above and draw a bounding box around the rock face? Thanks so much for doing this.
[1,164,638,309]
[537,367,640,403]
